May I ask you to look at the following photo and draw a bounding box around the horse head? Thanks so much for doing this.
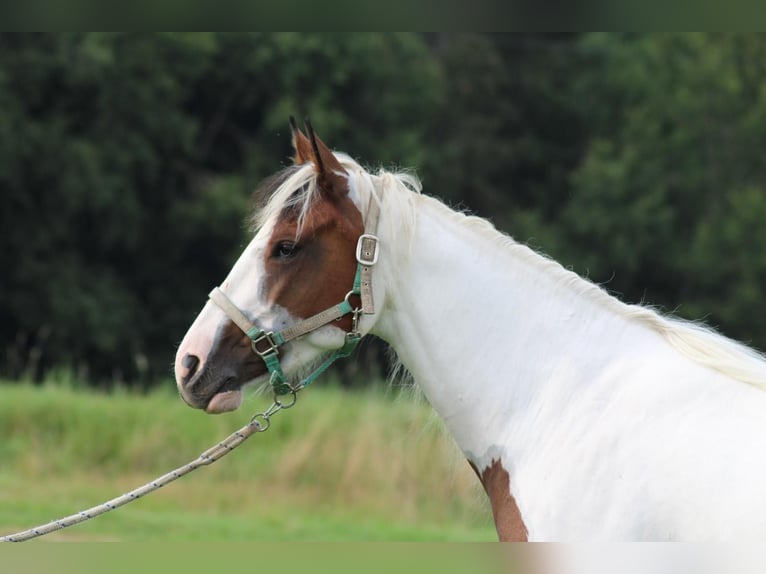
[174,119,371,413]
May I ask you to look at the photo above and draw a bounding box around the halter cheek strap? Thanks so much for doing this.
[208,196,380,395]
[357,194,380,314]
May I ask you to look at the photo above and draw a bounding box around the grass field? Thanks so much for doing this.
[0,381,496,541]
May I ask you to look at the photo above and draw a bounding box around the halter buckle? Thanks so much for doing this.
[251,331,280,357]
[356,234,379,266]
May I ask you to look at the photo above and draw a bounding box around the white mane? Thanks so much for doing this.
[256,152,766,392]
[431,194,766,392]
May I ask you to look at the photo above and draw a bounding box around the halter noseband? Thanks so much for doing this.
[208,196,380,396]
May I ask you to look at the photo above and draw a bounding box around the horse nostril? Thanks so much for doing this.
[181,353,200,385]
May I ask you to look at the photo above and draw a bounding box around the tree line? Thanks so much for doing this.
[2,33,765,387]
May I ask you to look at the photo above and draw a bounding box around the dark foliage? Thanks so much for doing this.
[1,33,764,386]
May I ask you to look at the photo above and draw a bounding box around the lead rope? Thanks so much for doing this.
[3,194,382,543]
[0,389,300,543]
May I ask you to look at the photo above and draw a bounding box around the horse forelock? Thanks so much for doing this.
[250,164,316,237]
[250,152,422,247]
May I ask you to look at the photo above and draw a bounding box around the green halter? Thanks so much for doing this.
[239,262,364,395]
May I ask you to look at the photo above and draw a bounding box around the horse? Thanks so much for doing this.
[175,119,766,541]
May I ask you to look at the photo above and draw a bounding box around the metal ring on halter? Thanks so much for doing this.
[343,290,361,310]
[274,389,298,409]
[343,291,363,333]
[250,412,271,432]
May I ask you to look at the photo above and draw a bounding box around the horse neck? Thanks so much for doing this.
[372,196,645,465]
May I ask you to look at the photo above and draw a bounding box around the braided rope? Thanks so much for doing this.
[1,407,274,542]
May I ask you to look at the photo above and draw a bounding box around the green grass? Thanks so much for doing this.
[0,381,496,541]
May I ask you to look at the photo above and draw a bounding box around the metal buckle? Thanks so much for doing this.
[251,332,279,357]
[356,234,379,266]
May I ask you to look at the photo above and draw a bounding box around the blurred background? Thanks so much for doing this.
[2,32,766,388]
[2,32,766,541]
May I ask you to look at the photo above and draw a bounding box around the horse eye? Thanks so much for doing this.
[272,241,299,259]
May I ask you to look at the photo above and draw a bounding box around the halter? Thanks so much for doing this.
[208,195,380,396]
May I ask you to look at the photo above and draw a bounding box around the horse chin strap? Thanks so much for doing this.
[208,196,381,396]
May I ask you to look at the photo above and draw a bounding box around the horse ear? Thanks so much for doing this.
[289,116,313,165]
[304,118,349,199]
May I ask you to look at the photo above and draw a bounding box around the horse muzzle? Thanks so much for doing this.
[175,324,269,413]
[177,362,244,413]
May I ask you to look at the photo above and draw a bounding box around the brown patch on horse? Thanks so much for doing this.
[263,196,363,333]
[476,458,528,542]
[262,122,363,332]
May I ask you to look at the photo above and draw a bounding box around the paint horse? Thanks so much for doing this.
[175,120,766,541]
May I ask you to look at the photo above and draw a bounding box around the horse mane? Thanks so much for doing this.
[253,152,766,392]
[425,191,766,392]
